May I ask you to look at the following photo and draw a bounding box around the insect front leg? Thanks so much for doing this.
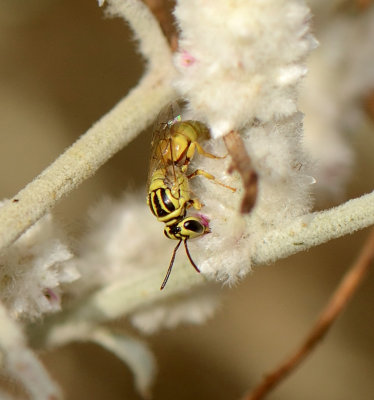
[187,197,203,210]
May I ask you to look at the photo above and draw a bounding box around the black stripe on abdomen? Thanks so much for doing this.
[161,189,175,212]
[151,189,175,218]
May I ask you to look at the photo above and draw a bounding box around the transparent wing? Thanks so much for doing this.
[147,102,182,189]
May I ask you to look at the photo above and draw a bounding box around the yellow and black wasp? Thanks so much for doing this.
[147,103,235,289]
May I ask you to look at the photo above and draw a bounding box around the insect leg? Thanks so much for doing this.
[187,169,236,192]
[194,142,226,160]
[186,198,203,210]
[181,142,226,174]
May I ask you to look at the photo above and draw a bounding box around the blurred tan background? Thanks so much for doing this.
[1,1,374,399]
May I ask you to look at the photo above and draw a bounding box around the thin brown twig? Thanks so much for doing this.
[143,0,178,51]
[356,0,373,10]
[242,227,374,400]
[224,130,258,214]
[363,90,374,121]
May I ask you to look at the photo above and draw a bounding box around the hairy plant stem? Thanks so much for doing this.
[29,190,374,349]
[0,0,176,252]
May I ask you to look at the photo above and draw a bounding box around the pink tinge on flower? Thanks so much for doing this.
[180,50,196,67]
[43,288,60,304]
[196,213,210,229]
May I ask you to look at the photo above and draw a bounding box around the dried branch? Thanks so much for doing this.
[224,130,258,214]
[356,0,373,10]
[143,0,178,51]
[242,227,374,400]
[364,90,374,120]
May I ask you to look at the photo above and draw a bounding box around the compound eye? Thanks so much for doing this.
[183,219,204,234]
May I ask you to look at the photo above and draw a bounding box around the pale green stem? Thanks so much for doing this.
[0,73,175,251]
[252,190,374,264]
[0,0,176,251]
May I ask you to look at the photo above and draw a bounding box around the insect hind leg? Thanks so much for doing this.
[195,142,226,160]
[187,169,236,192]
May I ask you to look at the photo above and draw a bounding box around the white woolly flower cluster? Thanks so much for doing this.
[65,114,314,331]
[173,0,317,138]
[66,195,163,294]
[64,193,222,332]
[44,0,318,335]
[186,114,313,282]
[130,287,220,334]
[170,0,316,280]
[0,203,78,320]
[65,0,317,304]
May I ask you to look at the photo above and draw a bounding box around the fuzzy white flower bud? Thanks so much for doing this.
[0,202,78,320]
[173,0,316,138]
